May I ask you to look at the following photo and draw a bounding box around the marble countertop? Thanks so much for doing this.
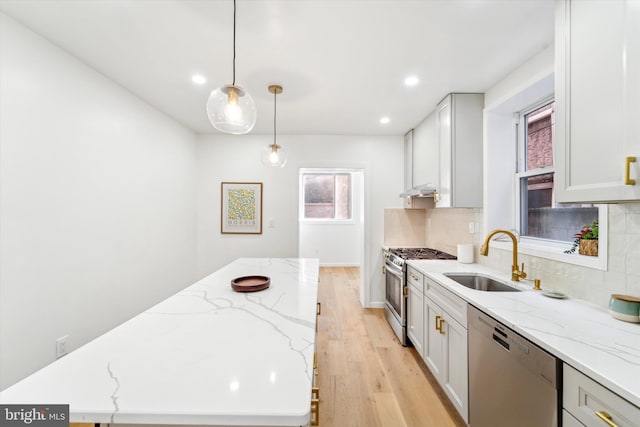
[0,258,320,426]
[407,260,640,408]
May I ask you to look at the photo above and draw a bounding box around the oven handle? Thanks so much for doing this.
[384,263,403,279]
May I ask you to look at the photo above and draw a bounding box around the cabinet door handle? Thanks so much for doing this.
[311,387,320,426]
[403,286,408,298]
[439,318,446,335]
[316,302,321,316]
[435,315,441,332]
[625,156,637,185]
[433,190,439,203]
[595,411,618,427]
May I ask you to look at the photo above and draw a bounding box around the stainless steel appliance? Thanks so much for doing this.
[383,248,456,345]
[468,304,561,427]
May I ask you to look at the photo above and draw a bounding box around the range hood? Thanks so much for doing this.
[399,183,437,198]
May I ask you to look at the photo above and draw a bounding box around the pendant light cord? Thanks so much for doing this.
[273,89,277,145]
[232,0,236,86]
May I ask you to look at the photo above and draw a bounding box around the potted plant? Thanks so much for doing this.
[564,219,598,256]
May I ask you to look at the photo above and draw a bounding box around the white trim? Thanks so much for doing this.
[320,262,360,267]
[297,219,355,225]
[298,169,355,222]
[368,301,385,309]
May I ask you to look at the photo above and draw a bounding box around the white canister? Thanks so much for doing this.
[457,244,474,264]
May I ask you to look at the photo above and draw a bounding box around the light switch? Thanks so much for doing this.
[468,222,475,234]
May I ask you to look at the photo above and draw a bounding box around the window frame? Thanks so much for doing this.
[495,97,609,270]
[298,170,355,224]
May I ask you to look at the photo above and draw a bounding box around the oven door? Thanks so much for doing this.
[384,263,405,324]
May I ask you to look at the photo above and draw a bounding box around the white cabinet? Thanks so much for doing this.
[404,129,413,192]
[435,93,484,208]
[563,410,585,427]
[405,266,469,423]
[563,364,640,427]
[412,111,439,189]
[423,277,469,423]
[424,297,444,378]
[406,269,424,355]
[555,0,640,202]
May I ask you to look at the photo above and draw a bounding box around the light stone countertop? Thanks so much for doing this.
[407,259,640,408]
[0,258,320,426]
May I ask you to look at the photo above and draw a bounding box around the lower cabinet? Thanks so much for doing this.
[407,282,424,355]
[563,364,640,427]
[407,266,469,424]
[424,295,468,423]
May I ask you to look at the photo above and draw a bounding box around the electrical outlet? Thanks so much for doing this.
[468,222,475,234]
[55,335,68,359]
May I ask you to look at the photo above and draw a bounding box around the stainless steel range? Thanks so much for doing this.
[383,247,457,346]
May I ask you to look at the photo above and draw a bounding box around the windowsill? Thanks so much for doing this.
[298,219,355,225]
[490,237,606,271]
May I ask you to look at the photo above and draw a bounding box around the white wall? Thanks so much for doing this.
[196,134,403,306]
[0,14,198,389]
[298,171,363,266]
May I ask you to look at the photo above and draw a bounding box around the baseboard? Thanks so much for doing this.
[368,301,385,309]
[319,262,360,267]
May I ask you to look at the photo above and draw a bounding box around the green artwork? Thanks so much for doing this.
[228,189,256,222]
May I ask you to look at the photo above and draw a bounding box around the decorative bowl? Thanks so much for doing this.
[608,294,640,323]
[231,275,270,292]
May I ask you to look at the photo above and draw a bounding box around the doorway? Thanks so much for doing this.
[298,168,365,272]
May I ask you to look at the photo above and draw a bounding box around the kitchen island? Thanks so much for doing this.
[0,258,320,426]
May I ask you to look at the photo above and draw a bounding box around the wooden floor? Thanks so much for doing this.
[316,267,466,427]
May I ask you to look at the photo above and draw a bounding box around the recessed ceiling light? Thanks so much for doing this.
[404,75,419,87]
[380,117,390,124]
[192,74,207,85]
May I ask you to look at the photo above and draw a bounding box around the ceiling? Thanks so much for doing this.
[0,0,555,136]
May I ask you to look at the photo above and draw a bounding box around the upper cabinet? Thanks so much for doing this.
[555,0,640,203]
[413,111,439,190]
[436,93,484,208]
[404,130,414,192]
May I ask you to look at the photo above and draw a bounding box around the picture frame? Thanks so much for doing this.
[221,182,263,234]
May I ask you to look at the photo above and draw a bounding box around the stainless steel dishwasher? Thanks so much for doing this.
[468,305,561,427]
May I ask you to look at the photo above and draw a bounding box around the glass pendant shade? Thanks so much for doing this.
[206,84,257,134]
[261,143,287,168]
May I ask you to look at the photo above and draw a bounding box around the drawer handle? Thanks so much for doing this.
[433,190,439,203]
[595,411,618,427]
[625,156,637,185]
[316,302,321,316]
[311,387,320,426]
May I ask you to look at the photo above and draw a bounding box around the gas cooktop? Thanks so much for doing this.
[388,247,457,260]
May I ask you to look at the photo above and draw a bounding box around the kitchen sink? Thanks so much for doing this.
[443,273,521,292]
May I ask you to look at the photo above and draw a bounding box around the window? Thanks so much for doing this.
[516,100,598,243]
[301,173,352,221]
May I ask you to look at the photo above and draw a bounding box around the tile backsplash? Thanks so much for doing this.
[383,208,426,247]
[473,204,639,309]
[424,208,481,258]
[384,203,640,309]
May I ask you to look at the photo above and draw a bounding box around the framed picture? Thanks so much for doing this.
[221,182,263,234]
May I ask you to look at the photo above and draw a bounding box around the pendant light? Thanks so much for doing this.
[206,0,257,134]
[261,85,287,168]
